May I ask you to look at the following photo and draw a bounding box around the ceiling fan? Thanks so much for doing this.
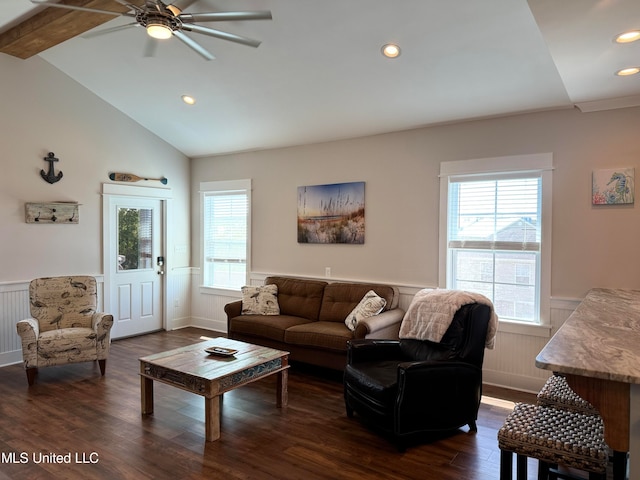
[30,0,272,60]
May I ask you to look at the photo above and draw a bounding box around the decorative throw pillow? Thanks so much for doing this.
[241,284,280,315]
[345,290,387,331]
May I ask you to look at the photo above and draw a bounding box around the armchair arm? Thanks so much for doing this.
[224,300,243,331]
[16,318,39,368]
[355,308,405,339]
[92,313,114,359]
[92,313,113,336]
[347,339,403,364]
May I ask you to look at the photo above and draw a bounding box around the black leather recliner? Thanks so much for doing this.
[343,302,491,448]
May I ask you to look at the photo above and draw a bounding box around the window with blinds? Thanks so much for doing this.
[201,180,251,290]
[440,153,552,326]
[447,176,541,322]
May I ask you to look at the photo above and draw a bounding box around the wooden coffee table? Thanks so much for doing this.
[139,337,289,441]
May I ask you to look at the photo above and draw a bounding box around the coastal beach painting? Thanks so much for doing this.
[592,168,634,205]
[297,182,365,244]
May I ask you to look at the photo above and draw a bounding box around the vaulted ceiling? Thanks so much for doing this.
[1,0,640,157]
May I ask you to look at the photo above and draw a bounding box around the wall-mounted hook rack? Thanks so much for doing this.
[25,202,80,224]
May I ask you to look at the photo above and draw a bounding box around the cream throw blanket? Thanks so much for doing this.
[399,289,498,349]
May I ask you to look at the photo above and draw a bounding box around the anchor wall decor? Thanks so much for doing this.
[40,152,63,184]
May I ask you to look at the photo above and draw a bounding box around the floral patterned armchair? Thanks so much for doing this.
[16,276,114,385]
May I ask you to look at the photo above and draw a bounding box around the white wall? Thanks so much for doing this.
[0,54,191,281]
[192,106,640,295]
[0,53,192,362]
[190,105,640,391]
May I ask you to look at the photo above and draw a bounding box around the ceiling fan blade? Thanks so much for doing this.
[180,24,261,48]
[142,37,158,58]
[112,1,143,13]
[148,1,166,14]
[167,0,197,14]
[180,11,273,22]
[29,0,134,17]
[173,31,215,60]
[82,22,139,39]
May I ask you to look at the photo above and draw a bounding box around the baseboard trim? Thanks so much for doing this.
[0,350,23,367]
[483,369,549,394]
[184,316,227,333]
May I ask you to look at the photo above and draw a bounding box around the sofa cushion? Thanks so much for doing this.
[38,327,97,361]
[318,283,398,323]
[230,314,312,342]
[241,284,280,315]
[345,290,387,331]
[265,276,327,321]
[285,322,353,351]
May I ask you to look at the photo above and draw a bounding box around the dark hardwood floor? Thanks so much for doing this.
[0,328,541,480]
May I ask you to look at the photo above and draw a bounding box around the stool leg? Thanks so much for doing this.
[612,450,627,480]
[516,454,528,480]
[500,450,513,480]
[537,460,549,480]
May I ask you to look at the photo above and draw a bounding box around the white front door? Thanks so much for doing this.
[107,196,164,339]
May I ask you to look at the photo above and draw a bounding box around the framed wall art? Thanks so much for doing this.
[297,181,365,244]
[592,168,634,205]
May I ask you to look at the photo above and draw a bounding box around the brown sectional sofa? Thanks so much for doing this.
[224,276,405,370]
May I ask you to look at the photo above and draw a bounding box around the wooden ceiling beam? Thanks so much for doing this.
[0,1,132,59]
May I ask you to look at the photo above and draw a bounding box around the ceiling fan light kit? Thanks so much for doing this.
[30,0,272,59]
[142,13,178,40]
[146,23,173,39]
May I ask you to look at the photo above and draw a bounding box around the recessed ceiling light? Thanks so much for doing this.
[615,67,640,76]
[381,44,401,58]
[614,30,640,44]
[181,95,196,105]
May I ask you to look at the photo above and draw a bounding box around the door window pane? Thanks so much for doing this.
[117,207,153,270]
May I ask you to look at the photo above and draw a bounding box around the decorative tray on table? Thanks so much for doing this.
[205,346,238,356]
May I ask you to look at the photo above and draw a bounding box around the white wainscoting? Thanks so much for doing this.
[188,268,256,334]
[168,267,194,331]
[0,281,30,366]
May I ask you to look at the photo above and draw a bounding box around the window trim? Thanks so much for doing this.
[439,153,553,327]
[199,179,252,292]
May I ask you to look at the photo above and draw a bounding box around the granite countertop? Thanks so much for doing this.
[535,288,640,384]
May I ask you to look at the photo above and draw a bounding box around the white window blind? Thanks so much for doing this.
[201,180,251,290]
[448,177,541,250]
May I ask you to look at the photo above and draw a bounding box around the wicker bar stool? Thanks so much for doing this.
[537,374,598,415]
[537,374,628,480]
[498,402,608,480]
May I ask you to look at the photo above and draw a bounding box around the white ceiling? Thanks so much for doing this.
[2,0,640,157]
